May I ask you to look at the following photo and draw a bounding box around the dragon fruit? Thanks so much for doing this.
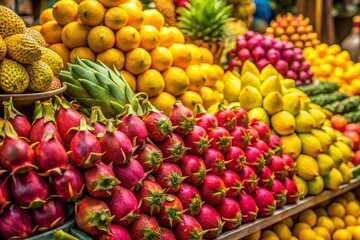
[252,140,272,164]
[222,169,243,198]
[157,134,188,163]
[236,192,258,223]
[208,127,232,153]
[232,106,249,127]
[282,154,297,178]
[179,155,207,186]
[3,98,31,139]
[250,119,270,141]
[195,104,218,132]
[216,198,242,230]
[174,214,205,240]
[128,213,160,239]
[198,174,227,205]
[113,158,146,191]
[203,148,227,176]
[175,183,203,217]
[239,165,258,194]
[270,179,287,208]
[0,177,10,214]
[88,106,107,138]
[156,195,184,228]
[183,125,210,155]
[196,204,224,239]
[283,177,299,204]
[97,224,131,240]
[135,180,166,215]
[31,200,65,232]
[158,227,176,240]
[225,146,246,173]
[269,155,288,181]
[252,187,276,217]
[258,166,275,188]
[0,205,33,239]
[154,163,186,194]
[169,100,196,136]
[267,134,283,155]
[214,107,236,131]
[245,146,265,173]
[135,142,163,173]
[231,126,251,149]
[247,126,260,144]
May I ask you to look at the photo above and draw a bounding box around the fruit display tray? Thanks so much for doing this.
[216,177,360,240]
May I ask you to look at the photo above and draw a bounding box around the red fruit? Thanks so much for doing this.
[342,130,360,150]
[270,155,287,181]
[11,171,49,209]
[183,125,210,155]
[143,103,173,141]
[232,106,249,127]
[236,192,258,223]
[282,154,297,178]
[97,224,131,240]
[3,98,31,139]
[267,134,283,155]
[258,166,275,188]
[169,100,196,136]
[214,107,236,131]
[202,148,226,175]
[156,195,184,227]
[283,177,298,204]
[106,186,140,226]
[158,227,176,240]
[252,140,272,164]
[0,120,35,174]
[175,183,203,216]
[154,163,185,194]
[117,105,148,148]
[174,214,205,240]
[49,165,85,202]
[245,146,265,172]
[158,134,188,163]
[135,180,166,215]
[208,127,232,153]
[239,165,258,194]
[196,204,224,239]
[75,196,114,236]
[128,213,160,240]
[216,198,242,230]
[224,146,246,173]
[252,187,276,217]
[31,200,65,232]
[345,123,360,134]
[198,174,227,205]
[54,96,81,147]
[354,150,360,166]
[247,126,260,144]
[88,106,107,138]
[231,126,251,149]
[270,179,287,208]
[135,143,163,172]
[179,155,207,186]
[195,107,218,132]
[222,170,243,198]
[34,130,68,175]
[113,158,146,191]
[0,177,10,215]
[100,120,133,166]
[85,163,120,198]
[69,117,102,168]
[0,205,33,239]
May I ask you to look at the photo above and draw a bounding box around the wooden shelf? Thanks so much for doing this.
[216,177,360,240]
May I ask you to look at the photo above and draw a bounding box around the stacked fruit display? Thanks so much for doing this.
[265,13,321,49]
[225,30,313,86]
[0,6,64,93]
[35,0,225,113]
[302,43,360,96]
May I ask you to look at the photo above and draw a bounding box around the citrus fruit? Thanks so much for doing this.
[279,217,294,228]
[150,46,173,72]
[137,69,165,97]
[119,70,136,92]
[343,192,356,202]
[177,91,203,112]
[125,47,151,75]
[149,92,176,116]
[143,9,164,30]
[87,26,115,53]
[41,20,63,44]
[199,47,214,64]
[48,43,70,70]
[346,201,360,217]
[273,223,292,240]
[344,215,358,226]
[243,230,261,240]
[317,216,335,234]
[168,26,185,44]
[186,43,203,64]
[115,26,141,52]
[185,64,206,91]
[139,25,160,51]
[52,0,78,26]
[201,63,219,87]
[96,48,125,71]
[168,43,192,69]
[104,7,129,31]
[199,86,217,109]
[299,229,317,240]
[162,67,190,96]
[31,25,42,32]
[159,27,175,47]
[332,217,346,230]
[39,8,55,25]
[352,226,360,240]
[61,22,88,49]
[78,0,106,27]
[293,222,311,238]
[99,0,123,8]
[69,47,95,63]
[119,3,144,29]
[332,229,352,240]
[328,202,346,218]
[313,226,331,240]
[299,209,317,227]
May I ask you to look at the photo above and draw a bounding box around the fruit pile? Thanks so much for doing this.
[0,6,63,93]
[265,13,321,49]
[225,31,313,86]
[35,0,224,113]
[302,43,360,96]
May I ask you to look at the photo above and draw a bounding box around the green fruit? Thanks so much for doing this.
[40,47,64,76]
[282,92,301,116]
[311,129,332,153]
[295,110,316,133]
[324,168,343,190]
[4,34,41,64]
[309,109,327,128]
[293,175,308,199]
[0,58,29,93]
[260,75,282,96]
[328,145,344,168]
[339,162,353,183]
[307,176,324,195]
[298,133,323,157]
[25,60,54,92]
[316,154,334,177]
[281,133,302,159]
[248,107,270,126]
[296,154,319,180]
[263,91,283,116]
[239,85,263,111]
[0,5,26,38]
[271,111,296,136]
[241,72,261,90]
[335,141,355,163]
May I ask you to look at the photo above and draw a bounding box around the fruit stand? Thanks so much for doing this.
[0,0,360,239]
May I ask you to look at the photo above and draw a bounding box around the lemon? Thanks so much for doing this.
[273,223,292,240]
[186,43,202,64]
[178,91,203,113]
[332,217,345,230]
[313,226,331,240]
[185,64,206,92]
[317,216,335,234]
[299,209,317,227]
[149,92,176,116]
[328,202,346,218]
[261,230,280,240]
[332,229,352,240]
[223,76,241,103]
[212,64,225,80]
[119,70,136,92]
[163,67,190,97]
[299,229,317,240]
[243,230,261,240]
[344,214,358,226]
[293,222,311,238]
[279,217,294,228]
[201,63,219,87]
[199,87,217,109]
[137,69,165,97]
[215,80,224,93]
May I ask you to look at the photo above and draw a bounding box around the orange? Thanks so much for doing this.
[150,46,173,72]
[185,64,206,91]
[78,0,106,27]
[186,44,203,64]
[41,20,63,44]
[99,0,123,8]
[177,91,203,113]
[331,114,348,131]
[52,0,78,26]
[96,48,125,71]
[199,47,214,64]
[104,7,129,31]
[162,67,190,96]
[139,25,160,51]
[119,3,144,29]
[137,69,165,97]
[115,26,141,52]
[332,229,352,240]
[168,43,192,69]
[70,47,96,63]
[149,92,176,116]
[142,9,164,30]
[125,48,151,75]
[87,26,115,53]
[119,70,136,92]
[168,27,185,44]
[159,27,175,47]
[61,22,89,49]
[39,8,55,25]
[31,25,42,32]
[48,43,70,68]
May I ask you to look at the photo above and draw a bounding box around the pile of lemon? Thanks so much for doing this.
[33,0,225,115]
[302,43,360,97]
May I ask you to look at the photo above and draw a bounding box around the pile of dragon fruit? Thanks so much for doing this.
[0,96,298,239]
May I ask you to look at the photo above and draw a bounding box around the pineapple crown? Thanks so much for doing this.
[176,0,234,42]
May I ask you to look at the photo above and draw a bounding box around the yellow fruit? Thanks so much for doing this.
[168,43,192,69]
[281,133,302,159]
[313,226,331,240]
[186,44,203,64]
[41,20,63,44]
[142,9,164,30]
[99,0,123,8]
[344,214,358,226]
[163,67,190,97]
[240,86,263,111]
[25,28,46,47]
[0,5,26,38]
[299,209,317,227]
[271,111,296,136]
[339,162,353,183]
[178,91,203,113]
[332,229,352,240]
[335,198,347,206]
[324,168,343,190]
[352,226,360,240]
[332,217,346,230]
[299,229,317,240]
[78,0,105,27]
[159,27,175,47]
[243,230,261,240]
[328,202,346,218]
[315,207,328,217]
[223,75,241,102]
[87,26,115,53]
[61,22,89,49]
[119,70,136,92]
[30,25,42,32]
[104,7,129,31]
[139,25,160,51]
[317,216,335,234]
[168,27,185,44]
[0,36,6,61]
[212,64,225,80]
[293,222,311,238]
[215,80,224,93]
[185,64,206,91]
[119,3,144,29]
[199,47,213,64]
[69,47,95,63]
[0,58,29,93]
[125,48,151,75]
[201,63,218,87]
[40,47,64,75]
[261,230,280,240]
[241,60,260,77]
[346,200,360,217]
[39,8,55,25]
[4,34,41,64]
[149,92,176,116]
[199,87,217,109]
[150,46,173,72]
[273,223,292,240]
[96,48,125,71]
[137,69,165,97]
[115,26,141,52]
[48,43,70,68]
[279,217,294,228]
[25,61,54,92]
[52,0,78,26]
